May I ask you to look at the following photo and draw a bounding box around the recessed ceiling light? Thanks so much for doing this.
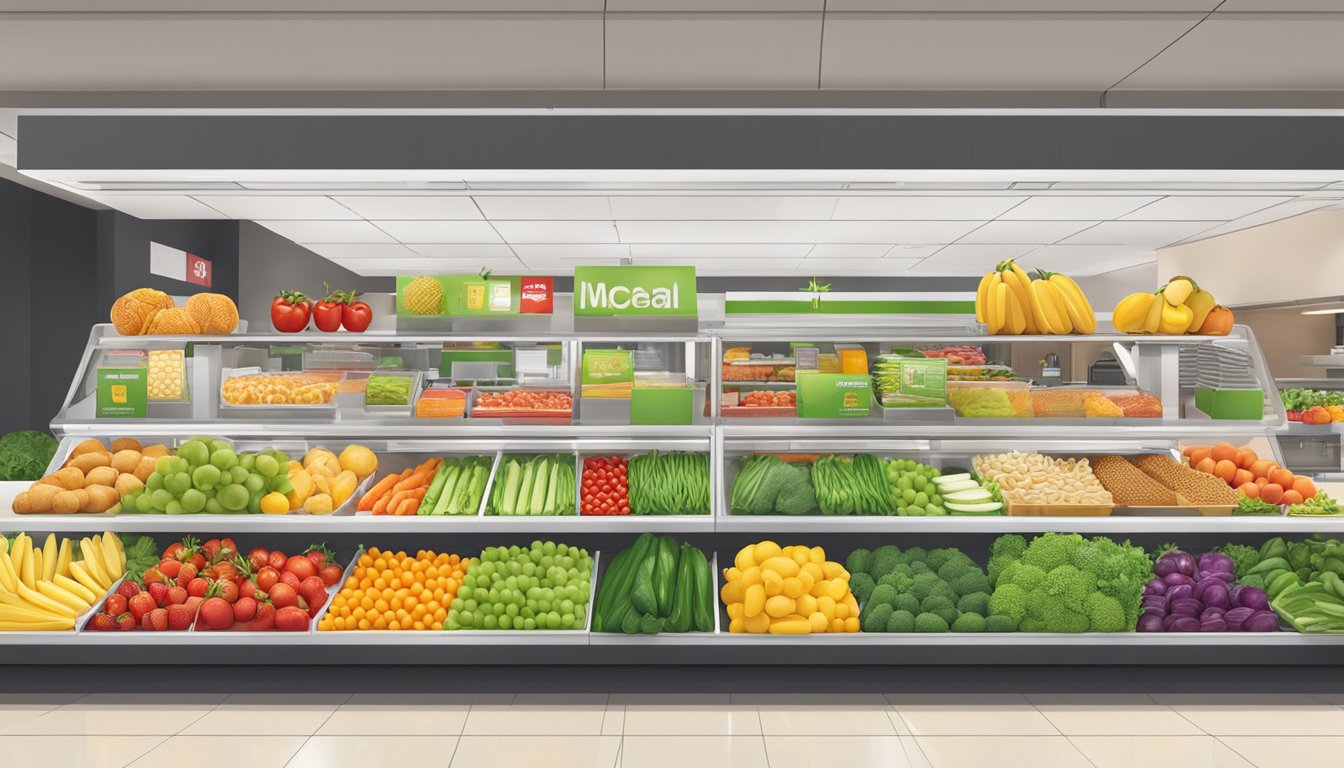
[1302,308,1344,315]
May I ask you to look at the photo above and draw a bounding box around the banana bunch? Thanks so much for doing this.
[0,532,125,630]
[975,260,1096,335]
[1113,276,1218,335]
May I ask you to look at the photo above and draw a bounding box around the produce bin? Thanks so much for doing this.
[441,550,599,638]
[485,453,576,517]
[469,386,574,421]
[355,451,500,517]
[362,369,423,417]
[947,380,1032,418]
[1002,496,1113,517]
[591,552,719,641]
[219,369,342,420]
[577,451,713,517]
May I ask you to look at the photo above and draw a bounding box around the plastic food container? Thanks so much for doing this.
[471,387,574,419]
[417,384,468,418]
[363,370,423,416]
[946,364,1018,382]
[947,381,1031,418]
[220,370,342,408]
[147,348,188,401]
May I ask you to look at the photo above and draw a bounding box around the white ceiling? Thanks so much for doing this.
[54,180,1344,277]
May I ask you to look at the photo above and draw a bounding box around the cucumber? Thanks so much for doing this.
[945,501,1003,514]
[944,488,992,503]
[935,480,980,494]
[934,473,971,485]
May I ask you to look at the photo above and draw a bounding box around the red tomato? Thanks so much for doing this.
[256,567,279,593]
[268,551,288,570]
[247,548,270,571]
[312,298,344,332]
[341,299,373,333]
[284,555,317,580]
[271,290,311,333]
[318,564,344,587]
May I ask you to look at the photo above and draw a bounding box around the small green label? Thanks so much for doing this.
[631,388,693,426]
[96,367,147,418]
[574,266,697,317]
[796,373,872,418]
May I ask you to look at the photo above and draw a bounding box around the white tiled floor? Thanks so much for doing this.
[0,692,1342,767]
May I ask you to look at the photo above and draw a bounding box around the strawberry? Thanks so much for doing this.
[187,577,210,598]
[267,582,298,609]
[176,562,198,587]
[198,597,233,631]
[279,571,301,591]
[117,612,137,631]
[274,606,310,632]
[90,613,117,631]
[128,592,155,621]
[142,568,168,586]
[104,593,128,616]
[147,581,169,606]
[233,596,258,623]
[185,595,204,613]
[298,576,327,616]
[166,603,195,631]
[201,538,224,562]
[216,579,240,604]
[142,608,168,631]
[166,586,188,606]
[251,602,276,631]
[117,582,141,599]
[157,559,182,579]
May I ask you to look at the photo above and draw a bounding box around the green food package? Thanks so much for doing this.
[366,374,414,406]
[796,373,872,418]
[871,352,948,408]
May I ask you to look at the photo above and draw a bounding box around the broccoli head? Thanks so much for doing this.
[909,561,931,575]
[887,610,916,632]
[910,572,952,601]
[901,546,928,565]
[991,534,1028,561]
[950,571,992,598]
[951,612,986,632]
[956,591,991,616]
[892,593,921,614]
[988,583,1029,623]
[1043,564,1097,613]
[1022,532,1085,573]
[845,548,873,576]
[925,548,964,573]
[920,595,958,625]
[868,545,903,578]
[877,571,914,594]
[773,464,820,515]
[984,614,1018,632]
[862,602,895,632]
[935,556,975,582]
[849,573,877,604]
[1024,591,1089,633]
[868,583,899,608]
[997,562,1047,592]
[914,612,949,633]
[1085,592,1127,633]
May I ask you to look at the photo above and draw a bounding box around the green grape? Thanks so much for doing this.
[210,447,238,471]
[150,489,173,511]
[192,464,221,490]
[177,440,210,467]
[204,498,224,515]
[243,474,266,494]
[238,453,256,472]
[146,472,165,492]
[229,466,249,485]
[165,472,192,495]
[155,456,175,476]
[218,483,249,511]
[254,454,280,479]
[180,488,206,513]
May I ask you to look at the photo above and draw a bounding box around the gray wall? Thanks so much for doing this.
[0,179,36,434]
[95,211,240,314]
[237,221,393,331]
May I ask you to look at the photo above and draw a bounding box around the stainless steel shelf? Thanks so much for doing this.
[0,512,716,534]
[713,514,1344,534]
[94,330,714,346]
[50,421,716,441]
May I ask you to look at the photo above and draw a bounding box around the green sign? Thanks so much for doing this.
[96,367,147,418]
[574,266,697,317]
[631,388,693,426]
[796,373,872,419]
[396,275,522,317]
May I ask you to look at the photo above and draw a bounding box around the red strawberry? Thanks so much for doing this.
[267,582,298,609]
[298,576,327,613]
[201,538,223,562]
[185,595,204,613]
[198,597,233,631]
[318,564,344,587]
[176,563,198,587]
[147,581,169,606]
[238,579,259,599]
[142,568,167,586]
[274,606,310,632]
[187,577,210,598]
[157,559,182,579]
[233,596,258,623]
[117,582,141,599]
[166,586,188,606]
[279,571,301,591]
[142,608,168,631]
[166,603,195,631]
[251,602,276,631]
[217,579,240,604]
[128,592,155,621]
[90,613,117,631]
[117,612,137,631]
[104,593,128,616]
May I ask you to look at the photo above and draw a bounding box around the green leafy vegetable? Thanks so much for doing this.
[122,535,161,583]
[0,431,58,481]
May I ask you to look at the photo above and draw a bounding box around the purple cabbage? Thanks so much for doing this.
[1197,552,1235,574]
[1201,583,1232,610]
[1235,587,1270,612]
[1243,611,1280,632]
[1155,551,1196,579]
[1224,606,1255,631]
[1166,583,1194,603]
[1167,616,1201,632]
[1200,606,1226,621]
[1144,579,1168,596]
[1137,614,1164,632]
[1170,598,1202,617]
[1163,572,1195,588]
[1199,571,1234,584]
[1200,616,1228,632]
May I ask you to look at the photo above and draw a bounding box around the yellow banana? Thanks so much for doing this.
[18,537,34,590]
[55,538,71,579]
[1005,288,1028,334]
[0,551,17,593]
[53,574,96,604]
[1163,277,1195,306]
[68,561,103,596]
[41,534,57,583]
[998,262,1040,334]
[1158,302,1195,334]
[100,534,123,580]
[1041,270,1096,333]
[15,581,76,618]
[37,580,91,614]
[1034,279,1073,334]
[1113,292,1155,333]
[80,538,108,587]
[1141,291,1164,333]
[974,270,997,323]
[30,549,42,588]
[1011,263,1055,333]
[0,535,7,556]
[1185,288,1217,333]
[988,282,1008,334]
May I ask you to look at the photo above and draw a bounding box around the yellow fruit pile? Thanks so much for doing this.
[721,541,861,634]
[317,547,471,631]
[110,288,237,336]
[1113,276,1228,335]
[0,532,125,631]
[275,445,379,515]
[975,260,1095,335]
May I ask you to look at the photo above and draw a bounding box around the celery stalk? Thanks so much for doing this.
[500,460,522,515]
[516,459,537,516]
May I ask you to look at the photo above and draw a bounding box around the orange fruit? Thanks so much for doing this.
[1195,457,1217,475]
[1211,443,1239,463]
[1236,450,1258,470]
[1232,469,1253,488]
[1213,460,1238,485]
[1238,482,1260,499]
[1269,467,1295,487]
[1291,476,1317,500]
[1282,490,1304,506]
[1188,446,1212,466]
[1248,460,1275,480]
[1260,483,1284,505]
[1255,476,1269,488]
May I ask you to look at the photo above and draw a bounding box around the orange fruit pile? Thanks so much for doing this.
[317,547,471,631]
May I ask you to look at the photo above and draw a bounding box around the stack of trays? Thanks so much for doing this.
[1192,345,1263,420]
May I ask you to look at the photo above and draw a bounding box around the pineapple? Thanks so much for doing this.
[403,276,442,315]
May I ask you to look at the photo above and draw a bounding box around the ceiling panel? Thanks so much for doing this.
[628,244,814,260]
[473,196,610,220]
[254,220,394,244]
[605,13,822,88]
[0,2,605,9]
[491,220,620,244]
[86,194,227,220]
[402,244,519,260]
[1173,200,1340,242]
[956,220,1098,244]
[609,1,822,8]
[907,244,1040,275]
[300,243,421,261]
[332,257,525,278]
[805,244,898,259]
[822,13,1200,89]
[193,195,359,220]
[609,196,838,220]
[796,257,925,273]
[1217,1,1344,8]
[1120,196,1293,220]
[998,196,1160,220]
[372,220,502,243]
[615,220,981,244]
[1117,16,1344,89]
[512,244,631,265]
[332,196,482,220]
[1059,220,1219,246]
[1027,245,1157,275]
[0,16,604,90]
[830,1,1216,8]
[830,196,1025,220]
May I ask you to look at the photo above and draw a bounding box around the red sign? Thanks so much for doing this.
[186,253,212,288]
[519,277,554,314]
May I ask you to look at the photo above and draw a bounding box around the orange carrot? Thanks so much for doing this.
[395,498,421,516]
[359,470,407,511]
[385,487,426,516]
[391,461,439,494]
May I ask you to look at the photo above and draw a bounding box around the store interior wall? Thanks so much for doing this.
[95,212,240,315]
[1237,306,1335,379]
